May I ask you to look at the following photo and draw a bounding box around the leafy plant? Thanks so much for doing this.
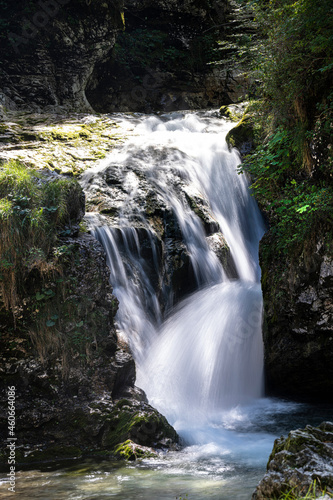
[236,0,333,260]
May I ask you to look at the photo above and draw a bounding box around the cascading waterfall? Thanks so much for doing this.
[82,110,267,438]
[7,113,331,500]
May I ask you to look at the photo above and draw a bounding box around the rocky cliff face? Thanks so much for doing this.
[260,232,333,401]
[0,0,247,114]
[0,0,125,113]
[87,0,236,112]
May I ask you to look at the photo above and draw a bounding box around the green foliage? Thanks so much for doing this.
[240,126,333,255]
[251,0,333,115]
[237,0,333,259]
[0,160,81,319]
[249,0,333,169]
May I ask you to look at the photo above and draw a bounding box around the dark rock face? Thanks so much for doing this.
[84,143,234,306]
[86,0,234,112]
[0,0,124,111]
[260,233,333,401]
[252,422,333,499]
[0,0,249,113]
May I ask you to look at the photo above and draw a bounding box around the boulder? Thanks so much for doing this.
[253,422,333,499]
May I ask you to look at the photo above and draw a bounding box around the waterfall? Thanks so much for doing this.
[82,111,266,435]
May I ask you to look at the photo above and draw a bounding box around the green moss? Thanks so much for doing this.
[115,399,132,409]
[49,129,81,141]
[226,114,254,151]
[114,440,156,461]
[219,106,239,122]
[0,113,124,176]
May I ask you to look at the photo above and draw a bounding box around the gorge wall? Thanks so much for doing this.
[0,0,125,113]
[260,231,333,401]
[86,0,234,112]
[0,0,248,114]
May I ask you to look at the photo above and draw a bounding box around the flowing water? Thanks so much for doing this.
[2,111,332,499]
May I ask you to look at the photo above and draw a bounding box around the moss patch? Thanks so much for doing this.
[226,114,254,151]
[0,112,125,175]
[114,439,157,461]
[219,105,239,122]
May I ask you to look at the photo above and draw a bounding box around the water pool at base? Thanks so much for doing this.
[2,398,332,499]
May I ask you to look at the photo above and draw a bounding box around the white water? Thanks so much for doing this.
[139,281,264,425]
[85,111,266,416]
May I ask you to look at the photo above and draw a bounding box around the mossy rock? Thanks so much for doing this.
[219,105,239,122]
[114,439,157,461]
[254,422,333,499]
[226,114,254,154]
[101,401,179,450]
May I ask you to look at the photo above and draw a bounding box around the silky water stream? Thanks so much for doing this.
[2,112,332,499]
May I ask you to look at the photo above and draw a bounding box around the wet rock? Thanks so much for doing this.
[252,422,333,499]
[84,155,203,306]
[260,233,333,400]
[183,187,220,235]
[206,233,237,278]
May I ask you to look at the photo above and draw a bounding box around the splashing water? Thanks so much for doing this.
[84,111,266,419]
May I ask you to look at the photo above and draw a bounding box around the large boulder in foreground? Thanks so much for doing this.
[252,422,333,499]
